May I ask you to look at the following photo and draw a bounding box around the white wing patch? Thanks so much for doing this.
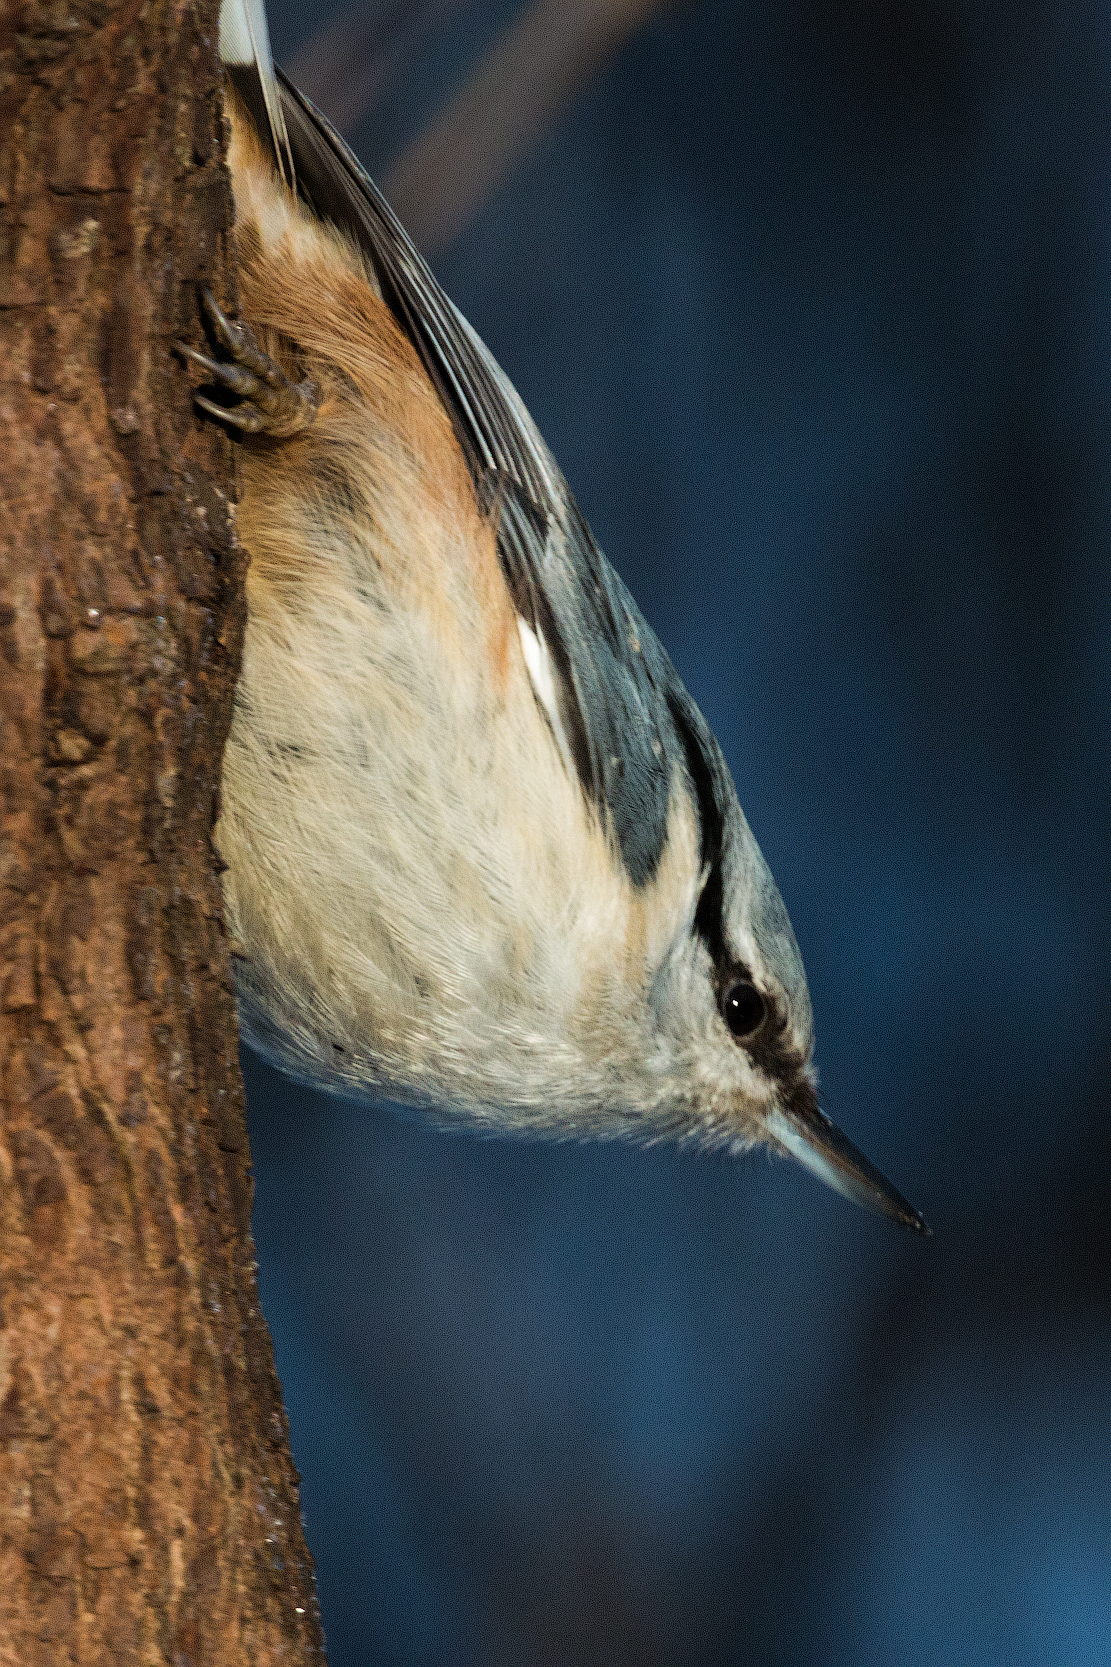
[517,616,575,776]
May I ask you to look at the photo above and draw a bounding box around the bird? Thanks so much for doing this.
[182,0,928,1233]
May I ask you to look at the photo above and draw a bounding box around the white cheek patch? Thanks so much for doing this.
[517,616,574,775]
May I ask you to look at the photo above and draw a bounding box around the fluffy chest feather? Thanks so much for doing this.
[215,112,703,1120]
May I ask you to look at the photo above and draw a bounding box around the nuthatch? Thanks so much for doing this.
[186,0,927,1231]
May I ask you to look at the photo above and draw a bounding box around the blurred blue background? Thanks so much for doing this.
[242,2,1111,1661]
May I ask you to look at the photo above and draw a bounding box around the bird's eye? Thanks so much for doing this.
[722,980,766,1040]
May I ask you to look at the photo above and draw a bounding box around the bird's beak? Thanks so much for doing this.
[765,1085,930,1234]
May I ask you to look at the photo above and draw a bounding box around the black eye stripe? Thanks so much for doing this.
[721,980,766,1041]
[663,696,782,1058]
[666,692,727,969]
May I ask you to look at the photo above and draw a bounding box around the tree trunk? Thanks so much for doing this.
[0,2,326,1659]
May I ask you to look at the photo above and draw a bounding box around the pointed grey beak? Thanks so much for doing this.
[765,1090,930,1234]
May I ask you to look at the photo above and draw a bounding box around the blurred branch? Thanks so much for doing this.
[288,0,467,134]
[292,0,671,255]
[382,0,669,251]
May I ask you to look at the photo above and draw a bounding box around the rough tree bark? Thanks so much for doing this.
[0,2,326,1660]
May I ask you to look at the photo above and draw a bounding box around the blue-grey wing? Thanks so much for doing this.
[274,70,718,887]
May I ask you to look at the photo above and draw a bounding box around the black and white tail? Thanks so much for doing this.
[218,0,294,189]
[215,0,693,883]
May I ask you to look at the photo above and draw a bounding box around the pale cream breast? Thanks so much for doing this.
[215,100,706,1121]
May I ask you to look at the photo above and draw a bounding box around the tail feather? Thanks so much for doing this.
[219,0,295,190]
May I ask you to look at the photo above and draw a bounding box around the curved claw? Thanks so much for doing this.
[199,286,260,364]
[194,394,270,434]
[177,343,222,378]
[180,287,319,438]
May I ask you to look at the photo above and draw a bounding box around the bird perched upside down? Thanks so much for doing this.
[185,0,927,1231]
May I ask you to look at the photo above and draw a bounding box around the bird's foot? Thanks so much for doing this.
[179,287,319,437]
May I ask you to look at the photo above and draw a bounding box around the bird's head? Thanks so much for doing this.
[645,694,928,1234]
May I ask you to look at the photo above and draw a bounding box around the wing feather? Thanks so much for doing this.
[219,9,707,887]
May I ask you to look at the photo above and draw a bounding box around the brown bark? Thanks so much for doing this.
[0,2,326,1660]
